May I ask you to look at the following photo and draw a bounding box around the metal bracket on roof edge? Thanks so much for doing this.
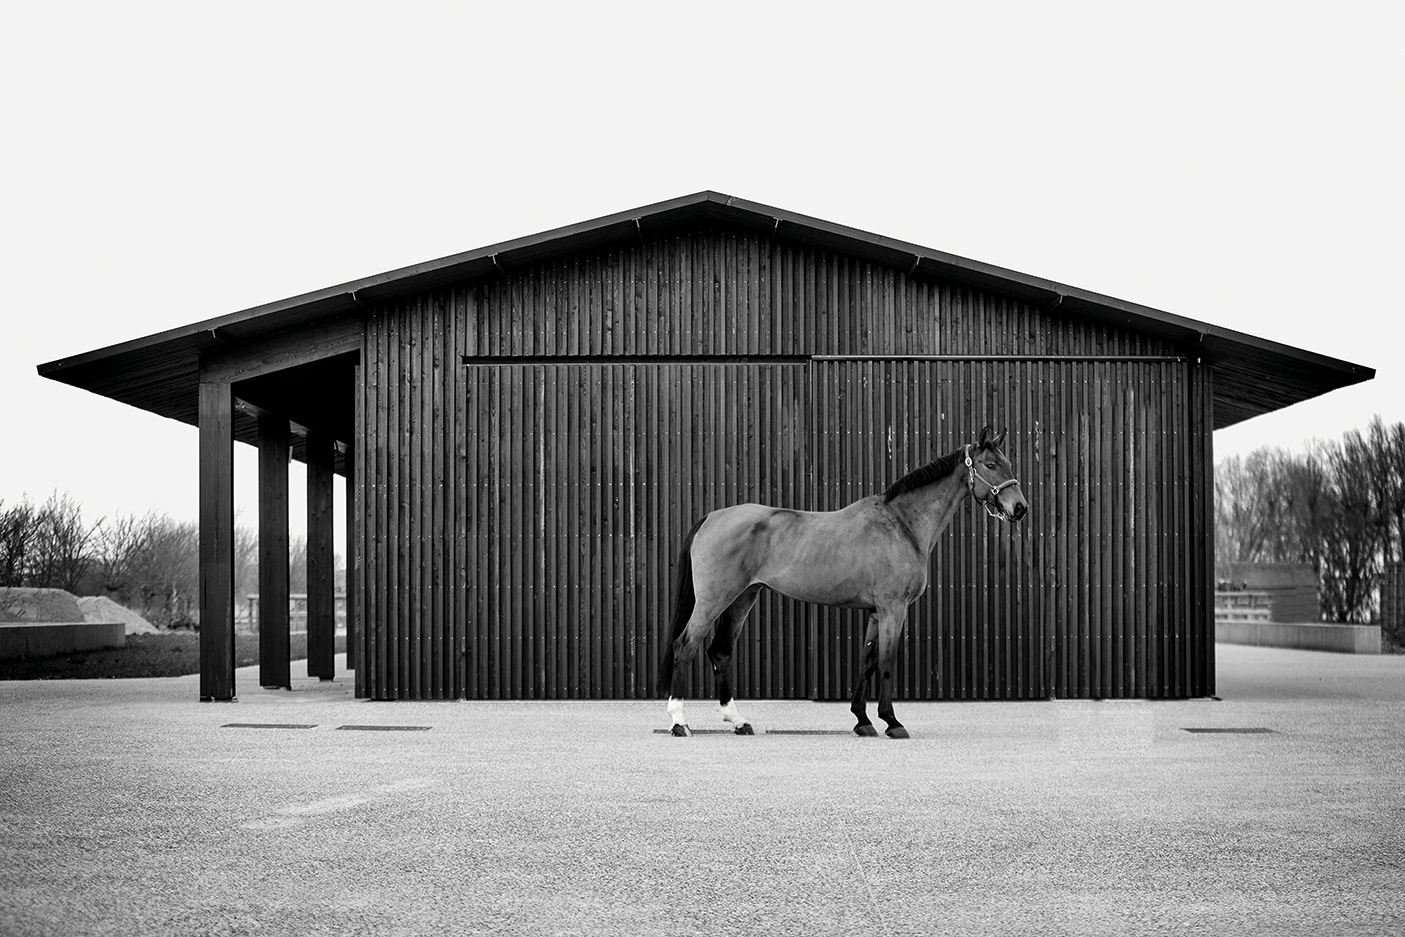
[491,253,509,281]
[208,327,236,347]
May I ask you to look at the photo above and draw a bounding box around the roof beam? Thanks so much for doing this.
[199,314,362,384]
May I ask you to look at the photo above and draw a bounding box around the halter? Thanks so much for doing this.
[964,444,1020,520]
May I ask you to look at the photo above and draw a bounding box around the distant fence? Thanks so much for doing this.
[1216,563,1318,622]
[241,594,347,631]
[1214,591,1271,623]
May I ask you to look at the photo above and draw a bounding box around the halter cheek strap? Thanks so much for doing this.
[964,444,1020,519]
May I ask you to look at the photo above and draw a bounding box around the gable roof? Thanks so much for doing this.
[37,190,1372,431]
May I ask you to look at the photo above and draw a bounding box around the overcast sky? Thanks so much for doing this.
[2,2,1401,535]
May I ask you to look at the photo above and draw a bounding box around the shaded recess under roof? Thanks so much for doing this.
[37,190,1373,438]
[231,354,356,474]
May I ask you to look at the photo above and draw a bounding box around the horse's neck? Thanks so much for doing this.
[891,472,967,554]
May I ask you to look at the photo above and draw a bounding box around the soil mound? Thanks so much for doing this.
[77,596,159,635]
[0,588,85,623]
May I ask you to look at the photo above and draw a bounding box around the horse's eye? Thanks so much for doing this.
[985,461,997,470]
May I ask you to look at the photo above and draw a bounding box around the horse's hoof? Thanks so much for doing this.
[885,725,910,739]
[733,723,754,736]
[854,723,879,737]
[670,724,692,737]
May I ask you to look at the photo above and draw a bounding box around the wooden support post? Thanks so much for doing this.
[306,431,336,680]
[199,380,236,701]
[258,414,291,689]
[352,356,366,698]
[345,447,357,671]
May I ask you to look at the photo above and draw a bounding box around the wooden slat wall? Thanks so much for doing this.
[359,293,464,699]
[357,226,1214,701]
[460,362,809,700]
[811,358,1212,700]
[941,286,1175,356]
[464,228,1175,359]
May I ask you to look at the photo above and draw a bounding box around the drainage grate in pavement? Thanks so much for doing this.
[335,725,431,732]
[221,723,316,730]
[1182,727,1276,734]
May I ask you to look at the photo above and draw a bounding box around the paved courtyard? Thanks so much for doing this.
[1,644,1402,936]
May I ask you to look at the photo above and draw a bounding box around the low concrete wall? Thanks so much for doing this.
[1215,620,1381,654]
[0,622,126,661]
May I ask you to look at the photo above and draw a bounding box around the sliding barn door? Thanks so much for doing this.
[463,362,812,699]
[458,357,1207,701]
[811,358,1209,700]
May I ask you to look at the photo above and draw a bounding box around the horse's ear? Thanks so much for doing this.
[994,427,1008,449]
[978,425,993,447]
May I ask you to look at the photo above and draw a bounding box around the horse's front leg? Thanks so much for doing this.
[874,610,910,739]
[849,616,881,736]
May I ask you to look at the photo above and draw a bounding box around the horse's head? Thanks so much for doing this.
[968,426,1028,522]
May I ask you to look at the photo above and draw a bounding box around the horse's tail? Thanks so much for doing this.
[657,515,707,698]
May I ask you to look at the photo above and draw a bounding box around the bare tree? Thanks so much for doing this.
[1216,417,1405,625]
[1214,454,1255,570]
[289,535,308,594]
[233,522,259,623]
[1215,449,1323,571]
[25,492,97,592]
[93,513,147,596]
[1370,417,1405,566]
[0,497,39,587]
[1314,435,1380,623]
[123,514,199,627]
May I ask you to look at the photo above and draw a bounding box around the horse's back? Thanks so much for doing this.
[693,498,927,608]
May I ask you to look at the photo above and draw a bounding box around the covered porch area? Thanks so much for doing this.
[197,332,360,700]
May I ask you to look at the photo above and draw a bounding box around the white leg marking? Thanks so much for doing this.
[720,699,748,727]
[667,697,686,726]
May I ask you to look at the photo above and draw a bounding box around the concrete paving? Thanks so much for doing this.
[1,645,1402,936]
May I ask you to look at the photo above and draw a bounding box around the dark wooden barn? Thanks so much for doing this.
[38,192,1373,702]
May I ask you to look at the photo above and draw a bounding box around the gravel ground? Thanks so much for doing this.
[1,644,1402,937]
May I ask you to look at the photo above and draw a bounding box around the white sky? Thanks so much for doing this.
[2,1,1401,535]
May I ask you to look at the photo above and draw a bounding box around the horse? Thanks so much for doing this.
[657,425,1028,738]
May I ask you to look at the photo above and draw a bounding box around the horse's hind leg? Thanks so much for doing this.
[667,594,740,736]
[708,586,761,735]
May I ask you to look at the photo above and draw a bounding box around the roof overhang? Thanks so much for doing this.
[38,190,1373,433]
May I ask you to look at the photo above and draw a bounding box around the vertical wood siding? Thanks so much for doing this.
[460,362,810,699]
[811,358,1212,700]
[464,228,1175,360]
[358,226,1213,700]
[360,292,464,699]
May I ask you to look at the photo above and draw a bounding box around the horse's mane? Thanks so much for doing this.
[882,448,964,502]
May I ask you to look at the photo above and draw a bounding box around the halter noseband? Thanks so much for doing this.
[964,444,1020,520]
